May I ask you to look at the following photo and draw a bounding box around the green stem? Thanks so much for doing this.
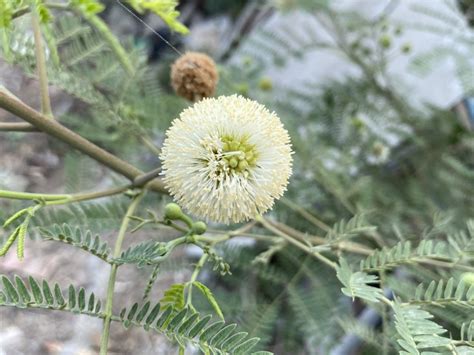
[99,192,144,355]
[0,122,37,132]
[256,216,338,270]
[1,29,11,61]
[179,214,193,228]
[380,270,389,355]
[41,22,60,67]
[0,190,69,201]
[1,166,166,205]
[45,186,130,206]
[31,6,53,118]
[141,136,162,156]
[186,253,209,306]
[0,87,167,194]
[280,198,332,232]
[0,186,124,204]
[12,5,30,19]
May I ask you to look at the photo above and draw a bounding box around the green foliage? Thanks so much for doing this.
[409,3,474,95]
[392,300,453,354]
[117,300,268,353]
[0,275,103,317]
[38,223,111,261]
[360,220,474,272]
[34,0,52,23]
[1,204,41,260]
[128,0,189,34]
[160,283,186,310]
[114,240,169,267]
[411,278,474,309]
[337,258,384,303]
[0,275,269,353]
[0,0,23,28]
[192,281,225,320]
[336,317,387,352]
[70,0,105,16]
[33,199,128,230]
[325,213,377,242]
[460,321,474,344]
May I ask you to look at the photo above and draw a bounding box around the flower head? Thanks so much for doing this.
[170,52,218,102]
[160,95,293,224]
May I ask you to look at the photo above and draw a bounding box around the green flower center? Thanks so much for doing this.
[220,135,258,174]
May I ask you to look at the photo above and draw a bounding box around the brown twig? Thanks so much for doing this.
[0,87,167,194]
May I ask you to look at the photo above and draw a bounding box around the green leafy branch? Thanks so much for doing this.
[0,274,103,318]
[336,258,385,303]
[409,278,474,309]
[38,223,111,262]
[360,239,474,273]
[0,204,42,260]
[393,300,454,354]
[0,274,269,354]
[117,300,267,354]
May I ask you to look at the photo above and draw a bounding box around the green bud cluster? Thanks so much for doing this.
[192,221,207,235]
[164,203,183,220]
[221,135,259,174]
[164,203,208,235]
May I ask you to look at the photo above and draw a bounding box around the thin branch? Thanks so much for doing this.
[270,220,373,255]
[141,136,162,156]
[0,87,167,194]
[31,7,53,117]
[186,253,209,306]
[133,167,162,187]
[0,190,70,201]
[0,122,38,132]
[12,6,29,19]
[100,192,145,354]
[280,198,332,233]
[256,216,338,270]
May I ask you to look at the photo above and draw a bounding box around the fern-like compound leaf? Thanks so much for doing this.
[337,258,384,303]
[39,223,111,261]
[116,300,268,354]
[0,275,103,319]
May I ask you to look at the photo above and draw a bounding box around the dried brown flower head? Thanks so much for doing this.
[170,52,219,101]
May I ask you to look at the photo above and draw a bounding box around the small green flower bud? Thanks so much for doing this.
[164,203,183,220]
[192,221,207,235]
[401,43,411,54]
[235,83,249,96]
[461,272,474,285]
[395,26,403,36]
[258,77,273,91]
[351,117,364,130]
[379,35,391,49]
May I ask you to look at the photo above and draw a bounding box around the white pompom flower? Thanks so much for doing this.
[160,95,293,224]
